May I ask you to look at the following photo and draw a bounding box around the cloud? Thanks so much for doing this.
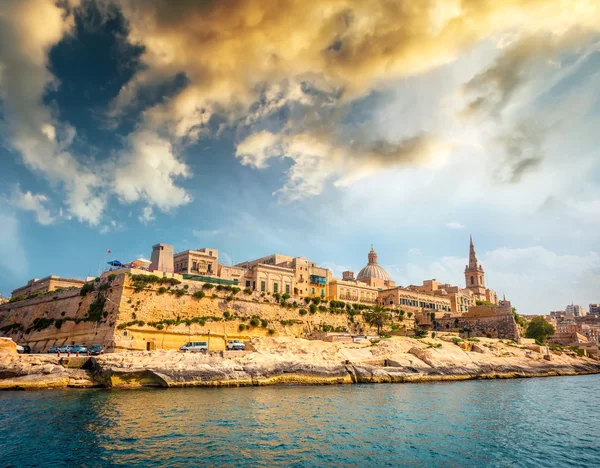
[236,130,450,201]
[445,222,465,230]
[138,206,155,224]
[113,130,191,210]
[105,0,600,201]
[11,187,56,225]
[0,0,106,225]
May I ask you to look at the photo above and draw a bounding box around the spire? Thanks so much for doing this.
[469,235,479,269]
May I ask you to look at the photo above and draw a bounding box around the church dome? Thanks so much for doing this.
[356,246,391,281]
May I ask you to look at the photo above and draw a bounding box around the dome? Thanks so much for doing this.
[356,245,391,281]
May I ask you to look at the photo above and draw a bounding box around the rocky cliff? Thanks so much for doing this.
[1,336,598,390]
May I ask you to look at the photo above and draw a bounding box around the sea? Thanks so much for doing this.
[1,374,599,467]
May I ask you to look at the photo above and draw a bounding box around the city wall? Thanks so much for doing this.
[0,273,368,352]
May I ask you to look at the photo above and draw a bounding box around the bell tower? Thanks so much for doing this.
[464,236,486,300]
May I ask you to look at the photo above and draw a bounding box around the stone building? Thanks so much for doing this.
[236,253,331,298]
[408,279,475,315]
[11,276,86,298]
[329,279,379,304]
[378,287,452,313]
[173,247,218,276]
[590,304,600,317]
[356,246,396,289]
[150,243,174,273]
[240,263,295,295]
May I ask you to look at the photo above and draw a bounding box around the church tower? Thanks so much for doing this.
[464,236,486,300]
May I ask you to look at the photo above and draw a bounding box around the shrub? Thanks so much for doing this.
[299,309,307,316]
[60,311,66,316]
[85,296,106,322]
[80,282,94,296]
[117,323,127,330]
[249,317,260,327]
[318,305,327,312]
[238,324,247,331]
[268,328,275,335]
[193,290,205,299]
[137,321,145,326]
[273,293,281,301]
[107,273,117,282]
[244,288,253,295]
[304,297,311,304]
[202,283,214,290]
[231,287,241,295]
[158,287,167,294]
[431,332,436,339]
[309,304,317,314]
[216,285,224,291]
[223,311,232,320]
[0,323,23,334]
[282,293,290,300]
[261,319,268,328]
[156,324,164,330]
[226,295,234,302]
[174,289,186,297]
[311,297,321,305]
[183,284,189,290]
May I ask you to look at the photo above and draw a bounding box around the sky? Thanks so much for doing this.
[0,0,599,315]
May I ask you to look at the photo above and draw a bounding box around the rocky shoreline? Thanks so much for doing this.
[1,336,599,390]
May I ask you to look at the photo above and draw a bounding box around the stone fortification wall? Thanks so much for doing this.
[436,313,520,341]
[0,276,127,352]
[1,272,373,352]
[113,275,365,351]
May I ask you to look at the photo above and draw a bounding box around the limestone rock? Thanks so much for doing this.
[0,337,17,355]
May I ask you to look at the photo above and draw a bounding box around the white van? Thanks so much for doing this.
[180,341,208,353]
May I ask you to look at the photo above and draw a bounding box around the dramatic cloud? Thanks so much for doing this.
[236,130,449,200]
[0,0,109,225]
[113,130,191,210]
[103,0,600,200]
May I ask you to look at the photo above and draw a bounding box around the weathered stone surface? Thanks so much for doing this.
[1,336,599,390]
[0,337,17,354]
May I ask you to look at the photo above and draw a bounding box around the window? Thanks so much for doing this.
[246,280,250,287]
[274,282,278,293]
[470,276,474,285]
[321,289,324,297]
[193,261,197,270]
[311,288,315,294]
[261,281,266,292]
[285,284,290,294]
[209,251,213,256]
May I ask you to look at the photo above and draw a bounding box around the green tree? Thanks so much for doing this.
[364,306,388,335]
[525,316,555,343]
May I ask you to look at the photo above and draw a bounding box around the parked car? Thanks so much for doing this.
[226,340,245,351]
[70,345,88,354]
[20,345,31,354]
[180,341,208,353]
[47,346,59,354]
[58,345,72,353]
[89,344,104,356]
[16,345,25,354]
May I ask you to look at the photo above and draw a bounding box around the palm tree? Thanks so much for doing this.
[364,305,388,335]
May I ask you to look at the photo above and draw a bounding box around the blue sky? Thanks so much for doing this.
[1,0,599,314]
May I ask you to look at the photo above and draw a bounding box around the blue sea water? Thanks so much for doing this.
[1,375,599,467]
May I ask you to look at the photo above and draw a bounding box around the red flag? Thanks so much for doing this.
[107,249,111,254]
